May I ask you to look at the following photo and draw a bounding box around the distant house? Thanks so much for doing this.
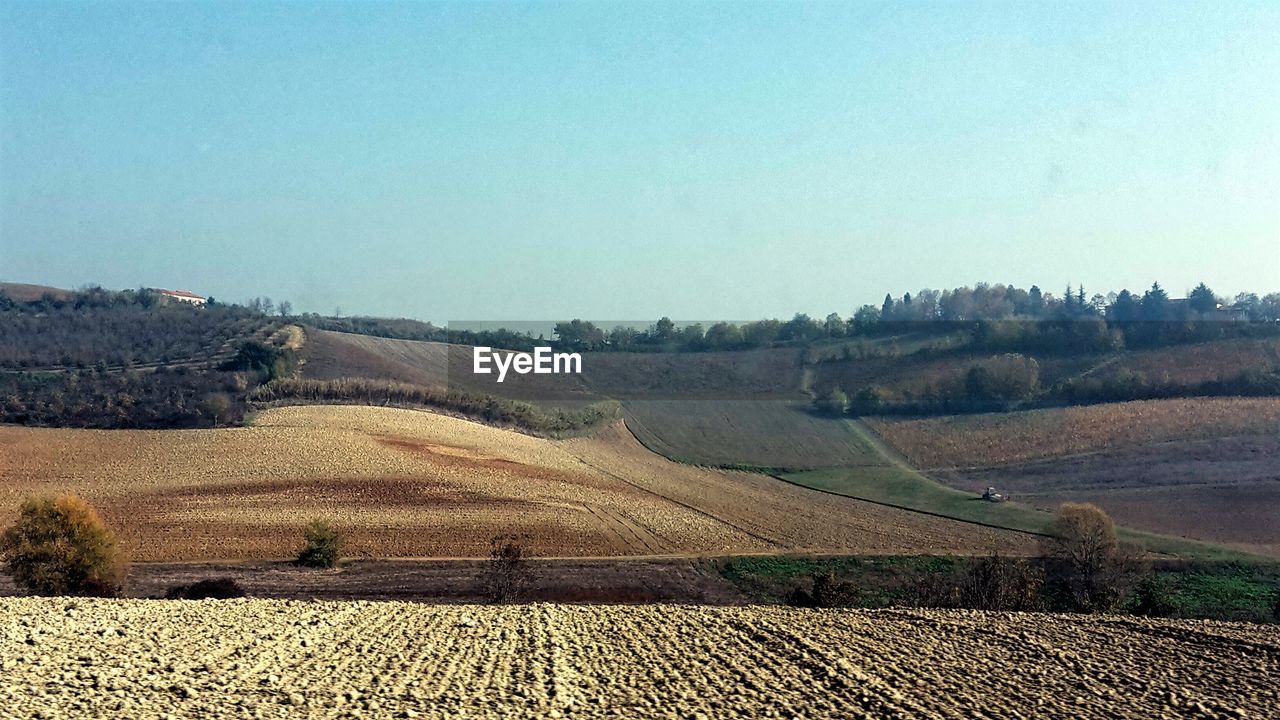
[151,288,206,306]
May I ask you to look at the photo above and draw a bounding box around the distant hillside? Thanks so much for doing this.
[0,287,284,428]
[0,282,72,302]
[299,328,803,403]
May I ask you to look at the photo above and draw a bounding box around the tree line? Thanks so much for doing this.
[552,282,1280,354]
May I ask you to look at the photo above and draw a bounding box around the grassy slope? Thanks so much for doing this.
[623,401,883,470]
[780,421,1260,561]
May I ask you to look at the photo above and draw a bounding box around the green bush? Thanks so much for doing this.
[295,520,341,569]
[1131,575,1178,618]
[0,495,126,596]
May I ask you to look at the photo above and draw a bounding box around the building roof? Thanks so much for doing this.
[151,288,205,300]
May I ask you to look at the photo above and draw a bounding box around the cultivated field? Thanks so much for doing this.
[301,329,805,402]
[1089,336,1280,386]
[868,397,1280,469]
[3,598,1276,719]
[623,399,887,469]
[0,405,1029,561]
[936,434,1280,556]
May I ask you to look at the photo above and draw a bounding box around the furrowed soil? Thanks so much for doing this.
[0,405,1031,561]
[2,599,1276,719]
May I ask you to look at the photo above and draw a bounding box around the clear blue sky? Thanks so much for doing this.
[2,1,1277,320]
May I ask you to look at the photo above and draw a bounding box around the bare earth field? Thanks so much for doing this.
[868,397,1280,469]
[2,598,1276,719]
[0,405,1030,561]
[936,434,1280,556]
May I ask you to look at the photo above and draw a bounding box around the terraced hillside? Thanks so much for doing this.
[3,598,1276,719]
[0,405,1032,561]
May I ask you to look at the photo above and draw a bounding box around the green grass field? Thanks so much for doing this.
[623,400,886,470]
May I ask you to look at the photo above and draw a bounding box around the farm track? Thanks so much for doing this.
[1,599,1276,719]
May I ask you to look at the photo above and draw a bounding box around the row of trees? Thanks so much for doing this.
[551,282,1279,354]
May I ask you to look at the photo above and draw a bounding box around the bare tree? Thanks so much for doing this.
[481,535,532,603]
[1044,503,1144,612]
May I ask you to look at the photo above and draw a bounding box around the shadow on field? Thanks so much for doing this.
[0,558,752,604]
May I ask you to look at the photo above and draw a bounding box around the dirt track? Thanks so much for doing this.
[2,598,1276,719]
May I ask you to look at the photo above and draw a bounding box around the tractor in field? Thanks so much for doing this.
[982,487,1008,503]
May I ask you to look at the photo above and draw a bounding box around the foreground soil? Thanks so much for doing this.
[0,405,1032,560]
[2,599,1276,719]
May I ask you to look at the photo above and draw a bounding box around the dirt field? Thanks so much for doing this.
[936,434,1280,556]
[868,397,1280,469]
[2,599,1276,719]
[0,405,1029,561]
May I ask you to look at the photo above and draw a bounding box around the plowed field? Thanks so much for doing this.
[2,599,1276,719]
[0,406,1029,561]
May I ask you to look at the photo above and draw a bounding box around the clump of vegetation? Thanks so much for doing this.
[786,571,858,608]
[1044,503,1145,612]
[164,577,247,600]
[813,386,848,415]
[481,535,533,603]
[0,495,126,596]
[1130,575,1178,618]
[221,340,295,382]
[912,551,1043,611]
[295,520,342,569]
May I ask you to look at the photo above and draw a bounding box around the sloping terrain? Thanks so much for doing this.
[0,405,1033,561]
[299,328,804,402]
[3,599,1276,719]
[0,282,72,302]
[867,397,1280,469]
[623,400,885,469]
[935,434,1280,556]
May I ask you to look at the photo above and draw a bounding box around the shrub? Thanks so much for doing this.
[295,520,341,568]
[164,577,247,600]
[814,387,848,415]
[910,552,1042,611]
[0,495,126,596]
[1044,503,1145,612]
[849,385,893,415]
[481,535,532,603]
[960,552,1043,611]
[787,571,858,608]
[1131,575,1178,618]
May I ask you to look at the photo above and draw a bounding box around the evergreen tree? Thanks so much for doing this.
[1188,283,1218,315]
